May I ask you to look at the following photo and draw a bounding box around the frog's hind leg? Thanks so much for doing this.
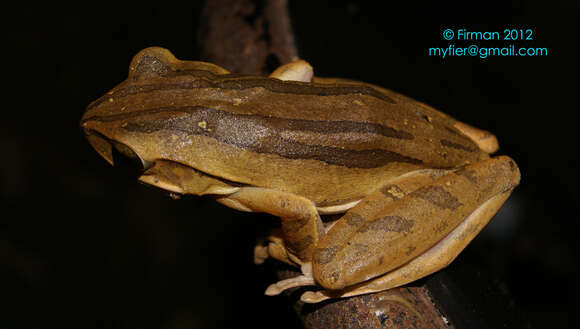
[303,156,520,303]
[302,189,512,303]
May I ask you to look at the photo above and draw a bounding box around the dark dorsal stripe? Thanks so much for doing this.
[84,106,422,169]
[87,74,395,111]
[128,56,396,104]
[83,106,414,139]
[440,139,476,152]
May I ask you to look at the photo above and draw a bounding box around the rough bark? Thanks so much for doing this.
[275,267,452,329]
[197,1,453,328]
[298,287,450,329]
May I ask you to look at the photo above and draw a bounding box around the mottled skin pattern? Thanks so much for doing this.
[81,47,520,302]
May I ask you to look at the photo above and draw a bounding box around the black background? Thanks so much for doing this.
[2,1,578,328]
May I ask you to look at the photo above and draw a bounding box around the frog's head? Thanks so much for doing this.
[80,47,236,195]
[79,47,176,171]
[81,47,231,165]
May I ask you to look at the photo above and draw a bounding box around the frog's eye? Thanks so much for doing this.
[112,142,152,172]
[128,47,174,81]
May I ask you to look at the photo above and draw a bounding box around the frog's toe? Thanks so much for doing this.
[264,275,316,296]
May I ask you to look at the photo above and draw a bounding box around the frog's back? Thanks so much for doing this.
[84,47,489,207]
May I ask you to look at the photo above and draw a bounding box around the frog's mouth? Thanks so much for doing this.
[83,129,152,172]
[83,128,212,195]
[82,126,241,197]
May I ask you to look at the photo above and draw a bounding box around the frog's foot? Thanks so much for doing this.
[265,275,316,296]
[254,230,303,266]
[454,121,499,154]
[265,263,316,296]
[254,240,298,266]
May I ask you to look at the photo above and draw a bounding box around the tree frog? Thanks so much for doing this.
[81,47,520,303]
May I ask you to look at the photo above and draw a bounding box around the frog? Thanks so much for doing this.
[80,47,520,303]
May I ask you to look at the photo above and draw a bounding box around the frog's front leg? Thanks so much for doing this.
[216,187,326,264]
[305,156,519,302]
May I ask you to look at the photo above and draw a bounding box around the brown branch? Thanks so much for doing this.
[275,262,451,329]
[297,287,450,329]
[198,0,297,75]
[197,1,452,327]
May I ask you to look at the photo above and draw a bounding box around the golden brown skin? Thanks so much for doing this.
[81,47,520,302]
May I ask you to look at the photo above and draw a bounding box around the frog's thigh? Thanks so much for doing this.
[217,187,325,263]
[311,156,520,292]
